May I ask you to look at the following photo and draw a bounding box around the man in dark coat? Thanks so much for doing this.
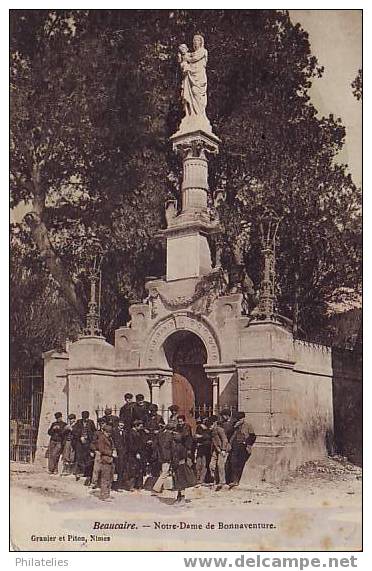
[94,424,115,500]
[47,412,66,474]
[146,403,165,432]
[152,424,174,494]
[176,415,193,452]
[61,413,77,476]
[218,408,235,483]
[91,417,105,488]
[229,412,256,487]
[112,419,127,490]
[126,419,147,490]
[100,407,119,428]
[145,404,165,479]
[218,408,235,440]
[72,411,96,483]
[171,432,196,503]
[207,416,230,490]
[175,414,194,465]
[194,417,212,485]
[119,393,134,429]
[132,393,150,424]
[167,405,179,429]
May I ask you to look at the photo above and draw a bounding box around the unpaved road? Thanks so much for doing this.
[10,457,362,551]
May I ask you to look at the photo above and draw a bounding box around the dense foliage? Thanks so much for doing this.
[10,10,361,366]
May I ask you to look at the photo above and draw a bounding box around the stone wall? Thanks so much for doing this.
[292,341,334,464]
[331,347,362,465]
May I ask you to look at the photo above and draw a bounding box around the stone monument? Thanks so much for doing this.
[36,35,334,485]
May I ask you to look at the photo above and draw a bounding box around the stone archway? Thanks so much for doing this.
[163,330,211,428]
[143,313,221,426]
[143,312,221,367]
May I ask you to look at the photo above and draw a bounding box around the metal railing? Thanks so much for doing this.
[95,403,237,424]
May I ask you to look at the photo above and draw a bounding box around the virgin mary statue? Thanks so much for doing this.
[177,34,212,132]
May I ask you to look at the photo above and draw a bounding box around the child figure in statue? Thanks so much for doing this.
[178,44,192,117]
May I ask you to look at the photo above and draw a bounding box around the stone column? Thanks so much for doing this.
[207,375,220,413]
[147,374,166,407]
[182,148,209,214]
[172,131,220,220]
[162,130,221,282]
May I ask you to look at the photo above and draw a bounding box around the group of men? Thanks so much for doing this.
[47,392,256,502]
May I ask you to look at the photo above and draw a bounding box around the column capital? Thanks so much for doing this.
[170,129,220,157]
[146,374,166,388]
[207,374,220,387]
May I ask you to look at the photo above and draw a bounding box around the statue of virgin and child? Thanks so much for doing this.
[176,34,212,134]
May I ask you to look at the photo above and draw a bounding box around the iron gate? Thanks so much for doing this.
[10,370,43,462]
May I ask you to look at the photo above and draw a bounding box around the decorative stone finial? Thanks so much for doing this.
[251,209,281,322]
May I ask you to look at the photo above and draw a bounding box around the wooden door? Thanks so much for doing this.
[172,372,196,430]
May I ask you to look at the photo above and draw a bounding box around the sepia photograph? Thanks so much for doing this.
[9,8,362,552]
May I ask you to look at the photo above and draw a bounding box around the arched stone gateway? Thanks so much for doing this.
[143,312,221,367]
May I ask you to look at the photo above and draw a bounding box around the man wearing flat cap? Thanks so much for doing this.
[119,393,135,429]
[101,406,119,428]
[132,393,150,424]
[126,419,147,490]
[229,412,256,487]
[218,408,235,440]
[94,424,116,500]
[72,411,96,483]
[218,408,235,483]
[112,419,127,490]
[47,412,66,474]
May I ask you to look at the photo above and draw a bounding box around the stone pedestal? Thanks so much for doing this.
[160,128,220,282]
[67,335,115,417]
[166,230,212,281]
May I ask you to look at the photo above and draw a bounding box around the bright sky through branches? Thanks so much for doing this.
[290,10,362,187]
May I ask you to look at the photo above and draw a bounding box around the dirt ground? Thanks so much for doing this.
[10,456,362,552]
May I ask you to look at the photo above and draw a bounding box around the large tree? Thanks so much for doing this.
[10,9,361,356]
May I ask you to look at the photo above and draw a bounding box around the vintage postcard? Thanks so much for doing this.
[10,9,362,552]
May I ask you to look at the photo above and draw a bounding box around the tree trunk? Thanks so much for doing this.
[24,170,85,323]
